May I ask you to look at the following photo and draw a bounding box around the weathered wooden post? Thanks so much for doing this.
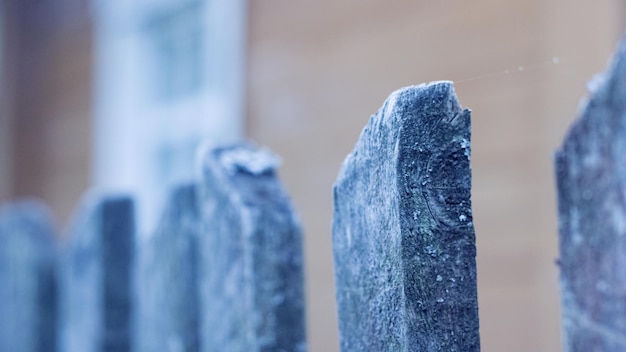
[198,144,307,352]
[135,184,201,352]
[332,81,480,351]
[555,36,626,351]
[0,201,58,352]
[59,196,135,352]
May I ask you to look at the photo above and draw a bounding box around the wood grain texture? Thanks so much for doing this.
[333,82,479,351]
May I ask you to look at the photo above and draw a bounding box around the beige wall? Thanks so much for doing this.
[0,2,12,201]
[247,1,624,350]
[3,0,92,224]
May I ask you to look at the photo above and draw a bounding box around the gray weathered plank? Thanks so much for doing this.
[0,200,58,352]
[555,36,626,351]
[333,82,480,351]
[198,144,307,352]
[59,195,135,352]
[135,184,200,352]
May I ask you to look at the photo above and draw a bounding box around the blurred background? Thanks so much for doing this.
[1,0,625,350]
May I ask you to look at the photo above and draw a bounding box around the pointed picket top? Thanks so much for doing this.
[333,81,480,351]
[555,35,626,351]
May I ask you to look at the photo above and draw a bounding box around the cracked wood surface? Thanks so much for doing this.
[332,82,480,352]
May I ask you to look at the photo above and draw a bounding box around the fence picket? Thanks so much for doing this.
[0,201,57,352]
[135,184,201,352]
[555,35,626,352]
[332,82,481,351]
[59,196,135,352]
[198,144,307,352]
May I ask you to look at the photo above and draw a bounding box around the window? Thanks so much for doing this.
[92,0,246,236]
[145,2,205,101]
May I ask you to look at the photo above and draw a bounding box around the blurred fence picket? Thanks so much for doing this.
[0,201,57,352]
[555,36,626,352]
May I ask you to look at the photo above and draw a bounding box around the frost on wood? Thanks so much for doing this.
[0,201,57,352]
[198,143,306,352]
[59,195,135,352]
[555,36,626,351]
[332,82,480,351]
[135,184,200,352]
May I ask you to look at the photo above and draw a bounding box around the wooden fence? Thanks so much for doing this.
[1,36,625,352]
